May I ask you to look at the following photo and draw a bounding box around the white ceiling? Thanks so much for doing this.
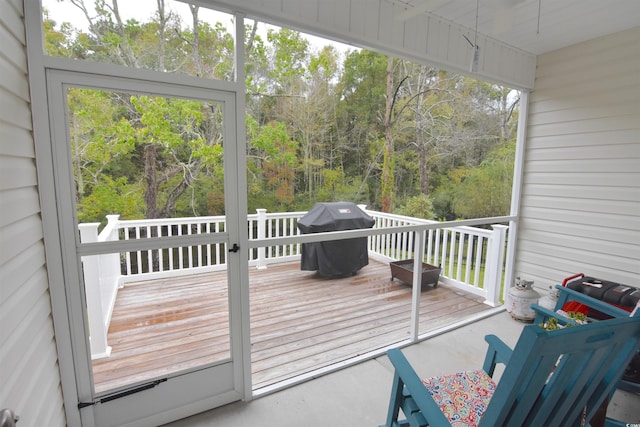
[393,0,640,55]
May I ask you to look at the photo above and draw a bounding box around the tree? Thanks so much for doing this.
[47,2,520,220]
[451,141,515,218]
[51,0,233,221]
[246,117,297,210]
[381,55,396,212]
[335,49,388,201]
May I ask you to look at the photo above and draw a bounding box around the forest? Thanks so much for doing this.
[43,0,520,224]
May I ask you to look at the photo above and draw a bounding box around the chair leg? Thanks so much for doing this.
[381,372,405,427]
[588,396,608,427]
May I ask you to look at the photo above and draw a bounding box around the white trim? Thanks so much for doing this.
[51,72,243,422]
[42,55,238,93]
[504,90,530,294]
[33,51,249,426]
[232,12,255,401]
[24,1,85,425]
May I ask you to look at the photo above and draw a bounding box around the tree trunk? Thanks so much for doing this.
[144,144,159,219]
[189,5,202,75]
[110,0,139,67]
[416,70,429,195]
[381,55,394,212]
[156,0,166,71]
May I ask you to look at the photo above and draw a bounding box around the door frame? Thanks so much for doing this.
[41,66,251,426]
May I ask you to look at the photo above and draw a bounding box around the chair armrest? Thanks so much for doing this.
[384,349,451,427]
[531,304,579,326]
[482,334,513,377]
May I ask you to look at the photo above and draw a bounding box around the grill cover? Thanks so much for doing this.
[297,202,375,277]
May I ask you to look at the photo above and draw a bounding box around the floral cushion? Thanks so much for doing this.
[421,370,496,427]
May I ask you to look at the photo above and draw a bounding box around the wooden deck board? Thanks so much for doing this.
[92,259,490,393]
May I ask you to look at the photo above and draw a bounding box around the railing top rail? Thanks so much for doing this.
[97,215,120,242]
[114,215,227,227]
[91,211,514,241]
[262,211,307,219]
[246,215,516,249]
[365,210,438,225]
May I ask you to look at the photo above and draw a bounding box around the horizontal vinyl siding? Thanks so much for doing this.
[0,1,66,426]
[515,27,640,290]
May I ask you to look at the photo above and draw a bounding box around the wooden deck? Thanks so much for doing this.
[92,259,490,393]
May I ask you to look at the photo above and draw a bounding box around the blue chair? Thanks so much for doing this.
[380,315,640,427]
[533,285,640,392]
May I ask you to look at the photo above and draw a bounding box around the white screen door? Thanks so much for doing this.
[46,69,248,426]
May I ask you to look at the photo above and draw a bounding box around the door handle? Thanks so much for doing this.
[228,243,240,253]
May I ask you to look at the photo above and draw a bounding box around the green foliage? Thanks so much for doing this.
[46,3,519,221]
[78,176,144,223]
[246,117,299,211]
[395,194,435,220]
[266,27,309,91]
[540,311,587,331]
[433,140,515,219]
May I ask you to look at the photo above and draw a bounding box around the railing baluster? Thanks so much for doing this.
[474,236,484,287]
[134,226,141,274]
[157,225,164,273]
[177,223,184,269]
[206,222,212,266]
[196,222,202,268]
[276,218,281,258]
[441,229,449,275]
[448,230,456,278]
[215,222,221,265]
[456,232,464,280]
[187,222,193,269]
[465,234,474,283]
[391,222,397,260]
[268,218,273,259]
[146,225,152,273]
[124,226,131,276]
[167,223,174,270]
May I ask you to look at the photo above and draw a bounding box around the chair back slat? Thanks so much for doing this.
[479,316,640,427]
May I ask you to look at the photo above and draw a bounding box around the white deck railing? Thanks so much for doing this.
[80,208,509,359]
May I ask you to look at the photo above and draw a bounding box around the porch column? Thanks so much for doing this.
[256,209,267,269]
[484,224,509,307]
[409,231,426,341]
[78,223,112,359]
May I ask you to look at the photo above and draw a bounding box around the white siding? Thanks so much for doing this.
[0,0,66,425]
[515,27,640,290]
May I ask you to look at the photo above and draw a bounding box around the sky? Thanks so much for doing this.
[41,0,355,55]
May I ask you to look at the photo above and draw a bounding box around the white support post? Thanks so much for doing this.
[358,204,370,252]
[256,209,267,269]
[484,224,509,307]
[78,223,112,359]
[409,231,425,342]
[504,90,530,295]
[99,215,122,330]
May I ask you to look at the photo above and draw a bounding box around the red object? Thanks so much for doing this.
[561,273,590,315]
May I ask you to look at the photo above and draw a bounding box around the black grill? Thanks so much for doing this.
[297,202,375,277]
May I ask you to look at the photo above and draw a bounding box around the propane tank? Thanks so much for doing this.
[538,285,560,311]
[507,277,540,322]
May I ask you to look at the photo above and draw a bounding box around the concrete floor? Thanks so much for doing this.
[163,311,640,427]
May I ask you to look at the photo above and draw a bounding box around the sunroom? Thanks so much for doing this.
[1,0,638,426]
